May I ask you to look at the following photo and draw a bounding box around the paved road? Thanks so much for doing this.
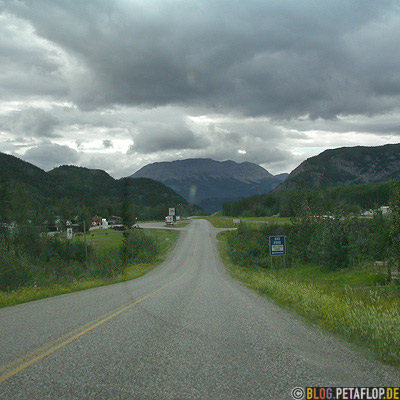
[138,221,187,230]
[0,219,398,399]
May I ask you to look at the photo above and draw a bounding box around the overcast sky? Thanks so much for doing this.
[1,0,400,177]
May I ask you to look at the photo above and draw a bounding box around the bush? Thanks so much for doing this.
[0,244,33,291]
[121,229,158,264]
[319,219,349,270]
[227,223,289,269]
[226,216,391,271]
[88,248,125,278]
[0,226,162,293]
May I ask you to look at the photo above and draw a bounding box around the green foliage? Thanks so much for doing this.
[0,226,161,292]
[226,216,392,272]
[389,179,400,265]
[0,174,11,222]
[88,248,125,277]
[121,229,158,264]
[317,219,349,269]
[225,184,399,272]
[0,243,32,291]
[223,181,392,218]
[0,153,204,225]
[0,228,179,308]
[121,179,135,227]
[277,143,400,193]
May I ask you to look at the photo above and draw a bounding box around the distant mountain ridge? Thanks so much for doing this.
[0,152,202,222]
[276,143,400,192]
[131,158,287,212]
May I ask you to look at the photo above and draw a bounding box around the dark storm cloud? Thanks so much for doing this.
[22,142,79,171]
[132,123,210,154]
[282,115,400,136]
[0,107,60,138]
[2,1,400,179]
[0,11,68,99]
[4,0,400,118]
[102,139,113,149]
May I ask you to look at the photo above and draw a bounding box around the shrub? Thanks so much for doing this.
[0,244,32,291]
[227,216,392,271]
[0,226,162,293]
[88,248,125,277]
[121,229,158,264]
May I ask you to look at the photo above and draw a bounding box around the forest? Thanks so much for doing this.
[222,180,392,217]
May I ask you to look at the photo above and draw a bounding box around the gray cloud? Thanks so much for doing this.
[0,107,60,137]
[102,139,113,149]
[132,123,210,154]
[3,0,400,118]
[0,11,68,100]
[22,143,79,171]
[1,1,400,179]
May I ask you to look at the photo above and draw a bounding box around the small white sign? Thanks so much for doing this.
[169,208,175,216]
[67,228,73,240]
[233,219,240,224]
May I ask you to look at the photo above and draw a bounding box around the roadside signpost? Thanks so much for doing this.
[169,208,176,222]
[269,236,286,268]
[66,227,73,240]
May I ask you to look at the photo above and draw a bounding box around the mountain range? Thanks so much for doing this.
[222,143,400,217]
[276,143,400,192]
[132,158,287,213]
[3,142,400,222]
[0,152,202,223]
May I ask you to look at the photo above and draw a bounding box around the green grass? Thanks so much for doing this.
[82,229,124,249]
[243,216,292,225]
[0,228,180,309]
[195,216,291,228]
[217,231,400,366]
[194,216,236,228]
[143,229,180,258]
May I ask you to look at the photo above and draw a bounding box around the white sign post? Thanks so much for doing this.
[169,208,176,222]
[67,227,73,240]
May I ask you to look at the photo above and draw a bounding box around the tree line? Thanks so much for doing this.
[222,181,392,217]
[0,173,202,229]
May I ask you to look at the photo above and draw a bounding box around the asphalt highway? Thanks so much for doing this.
[0,219,398,399]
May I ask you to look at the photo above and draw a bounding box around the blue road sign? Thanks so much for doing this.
[269,236,286,256]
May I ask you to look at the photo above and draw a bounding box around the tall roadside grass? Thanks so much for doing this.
[217,231,400,366]
[0,228,179,308]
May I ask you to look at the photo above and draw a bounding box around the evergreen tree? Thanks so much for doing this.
[0,175,10,222]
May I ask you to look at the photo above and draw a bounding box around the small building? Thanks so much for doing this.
[362,210,374,217]
[379,206,390,216]
[108,216,123,226]
[92,216,103,226]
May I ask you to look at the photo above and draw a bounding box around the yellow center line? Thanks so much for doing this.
[0,240,198,385]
